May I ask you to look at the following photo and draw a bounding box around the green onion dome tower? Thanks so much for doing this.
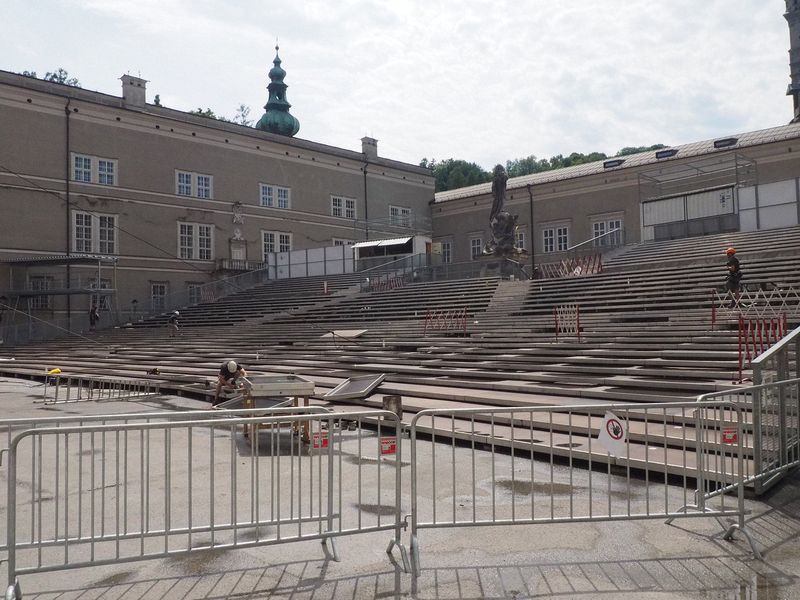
[256,45,300,136]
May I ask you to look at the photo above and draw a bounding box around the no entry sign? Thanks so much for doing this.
[380,436,397,455]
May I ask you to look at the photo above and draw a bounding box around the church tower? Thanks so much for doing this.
[256,46,301,136]
[786,0,800,121]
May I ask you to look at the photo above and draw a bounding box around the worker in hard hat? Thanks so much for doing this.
[213,360,247,406]
[167,310,180,338]
[725,248,742,293]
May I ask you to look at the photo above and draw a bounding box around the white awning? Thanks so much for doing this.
[351,237,412,249]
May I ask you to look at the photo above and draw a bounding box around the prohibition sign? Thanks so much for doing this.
[606,418,624,440]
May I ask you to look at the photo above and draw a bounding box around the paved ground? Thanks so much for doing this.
[0,376,798,600]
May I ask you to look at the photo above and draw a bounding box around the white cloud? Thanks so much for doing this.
[1,0,792,167]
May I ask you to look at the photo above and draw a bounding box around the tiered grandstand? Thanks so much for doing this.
[2,226,800,479]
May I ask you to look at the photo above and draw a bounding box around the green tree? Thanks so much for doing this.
[233,104,252,126]
[420,158,491,192]
[189,107,219,119]
[44,68,80,86]
[615,144,667,156]
[19,68,80,87]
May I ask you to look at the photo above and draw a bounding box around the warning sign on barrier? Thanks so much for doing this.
[312,432,329,448]
[597,411,627,457]
[722,428,738,445]
[380,437,397,455]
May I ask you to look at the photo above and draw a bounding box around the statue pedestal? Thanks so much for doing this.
[477,252,530,280]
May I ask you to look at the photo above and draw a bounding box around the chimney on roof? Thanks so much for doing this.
[120,74,148,108]
[361,136,378,160]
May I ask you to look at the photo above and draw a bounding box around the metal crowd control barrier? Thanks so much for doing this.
[737,315,787,383]
[41,375,162,404]
[0,406,330,554]
[554,303,581,341]
[535,253,603,280]
[4,409,405,598]
[752,322,800,385]
[408,401,758,577]
[696,379,800,495]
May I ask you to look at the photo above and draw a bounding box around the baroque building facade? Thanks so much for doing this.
[0,54,434,327]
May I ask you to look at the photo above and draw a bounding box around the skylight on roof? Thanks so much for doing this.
[713,137,738,149]
[655,149,678,159]
[603,159,625,169]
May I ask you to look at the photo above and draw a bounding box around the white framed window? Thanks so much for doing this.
[331,195,356,219]
[177,222,214,260]
[187,282,203,305]
[262,231,275,256]
[515,229,526,250]
[441,241,452,264]
[332,238,354,246]
[277,187,290,209]
[73,211,117,254]
[177,172,192,196]
[28,275,53,310]
[389,205,412,227]
[542,225,569,253]
[89,278,112,310]
[74,155,91,182]
[470,237,483,259]
[260,183,291,209]
[98,160,115,185]
[150,282,168,312]
[72,153,117,186]
[592,217,623,247]
[175,170,213,198]
[557,226,569,251]
[262,231,292,259]
[196,175,211,199]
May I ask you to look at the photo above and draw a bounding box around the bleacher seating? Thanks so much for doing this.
[2,226,800,480]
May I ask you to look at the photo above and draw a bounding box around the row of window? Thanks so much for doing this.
[440,220,623,262]
[26,275,111,310]
[72,211,300,261]
[70,154,412,222]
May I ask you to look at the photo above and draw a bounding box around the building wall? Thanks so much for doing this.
[432,137,800,265]
[0,72,434,321]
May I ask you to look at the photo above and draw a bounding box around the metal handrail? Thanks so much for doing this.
[567,227,623,252]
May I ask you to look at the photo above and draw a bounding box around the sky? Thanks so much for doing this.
[2,0,793,169]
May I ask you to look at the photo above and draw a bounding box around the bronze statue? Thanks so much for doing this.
[484,164,522,258]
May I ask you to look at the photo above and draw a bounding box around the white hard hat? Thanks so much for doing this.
[226,360,238,374]
[174,310,180,315]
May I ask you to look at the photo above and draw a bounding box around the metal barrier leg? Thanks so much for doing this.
[410,533,421,577]
[723,524,763,560]
[5,579,21,600]
[386,538,410,573]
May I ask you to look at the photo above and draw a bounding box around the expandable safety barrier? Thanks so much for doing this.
[422,307,468,336]
[4,409,405,598]
[737,315,787,383]
[407,401,759,577]
[536,253,602,279]
[41,375,162,404]
[696,378,800,495]
[710,286,800,327]
[368,274,408,292]
[554,303,581,341]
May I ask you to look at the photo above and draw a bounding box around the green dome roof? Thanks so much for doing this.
[256,110,300,137]
[256,46,300,137]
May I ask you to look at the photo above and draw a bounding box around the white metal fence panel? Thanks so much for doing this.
[4,410,406,597]
[407,401,757,576]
